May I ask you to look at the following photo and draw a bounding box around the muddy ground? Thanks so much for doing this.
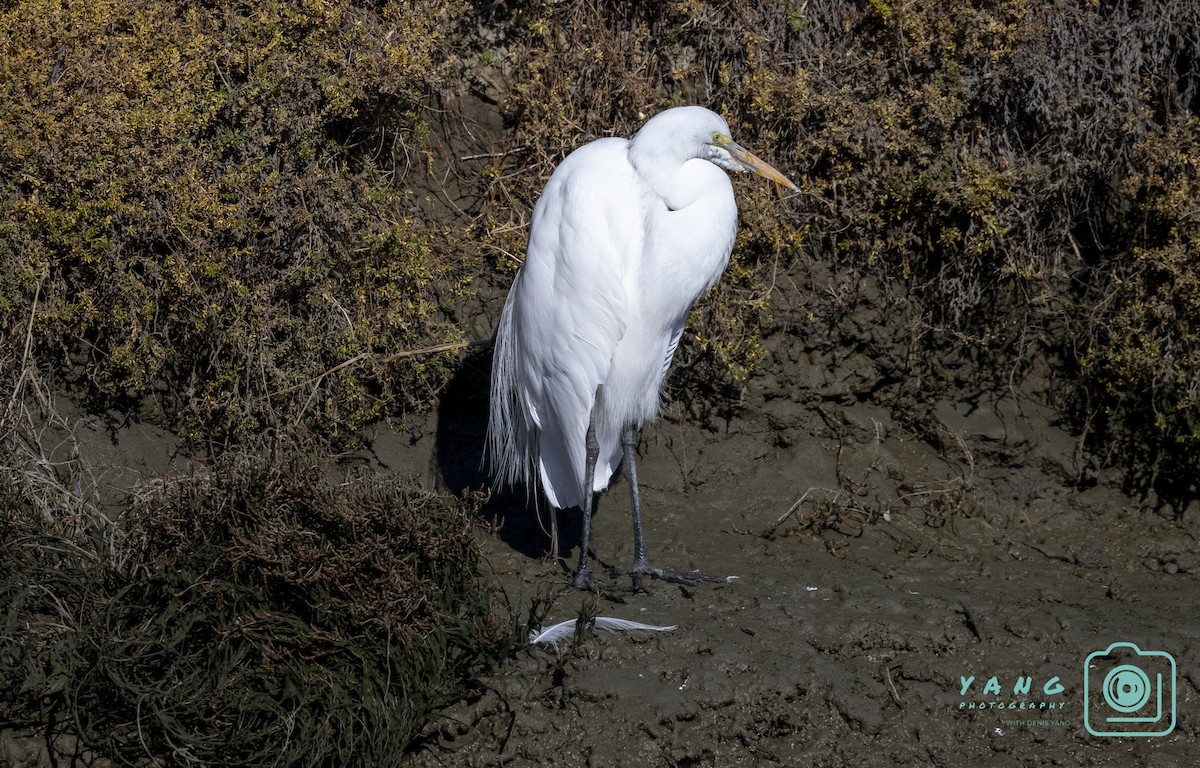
[386,266,1198,767]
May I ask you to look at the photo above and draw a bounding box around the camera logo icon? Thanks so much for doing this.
[1084,642,1176,737]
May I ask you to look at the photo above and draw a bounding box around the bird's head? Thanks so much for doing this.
[627,106,799,208]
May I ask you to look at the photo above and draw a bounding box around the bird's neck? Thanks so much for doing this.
[627,141,700,211]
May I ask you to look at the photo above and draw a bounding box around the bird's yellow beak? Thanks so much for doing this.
[714,133,799,192]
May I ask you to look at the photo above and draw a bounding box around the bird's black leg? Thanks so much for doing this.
[625,425,709,587]
[571,393,604,591]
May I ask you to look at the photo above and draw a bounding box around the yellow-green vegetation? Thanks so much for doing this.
[0,444,508,766]
[787,0,1199,498]
[1083,116,1200,491]
[0,0,470,440]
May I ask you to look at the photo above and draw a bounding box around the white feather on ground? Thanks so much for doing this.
[529,617,677,652]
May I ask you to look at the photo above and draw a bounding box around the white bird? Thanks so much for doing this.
[488,106,797,591]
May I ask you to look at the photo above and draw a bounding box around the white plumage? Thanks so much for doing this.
[488,106,796,590]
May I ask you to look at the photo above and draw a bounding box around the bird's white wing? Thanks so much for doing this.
[510,138,645,509]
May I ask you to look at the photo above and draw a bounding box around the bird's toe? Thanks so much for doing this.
[632,561,714,587]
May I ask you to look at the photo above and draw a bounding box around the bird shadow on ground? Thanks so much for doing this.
[433,348,585,566]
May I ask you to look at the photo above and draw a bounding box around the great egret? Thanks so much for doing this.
[488,106,797,590]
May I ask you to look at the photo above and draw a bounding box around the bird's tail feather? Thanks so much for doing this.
[486,286,535,493]
[486,283,561,557]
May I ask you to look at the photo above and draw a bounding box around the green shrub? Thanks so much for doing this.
[0,0,471,441]
[1077,117,1200,499]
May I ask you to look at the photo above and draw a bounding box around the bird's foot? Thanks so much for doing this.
[568,568,628,602]
[631,560,716,589]
[570,566,604,591]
